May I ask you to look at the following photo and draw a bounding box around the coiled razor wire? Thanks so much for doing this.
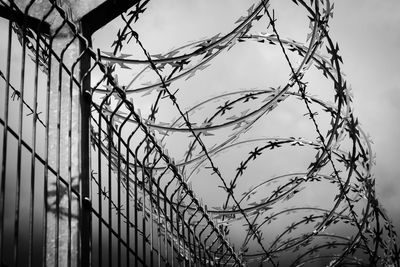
[5,0,399,266]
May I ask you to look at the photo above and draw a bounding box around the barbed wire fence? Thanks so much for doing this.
[0,0,399,266]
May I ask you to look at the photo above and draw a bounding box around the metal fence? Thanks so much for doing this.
[1,0,399,267]
[0,1,241,266]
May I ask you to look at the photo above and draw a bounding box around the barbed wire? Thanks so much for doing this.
[4,0,399,265]
[99,0,398,265]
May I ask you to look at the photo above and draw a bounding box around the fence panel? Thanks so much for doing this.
[0,1,240,266]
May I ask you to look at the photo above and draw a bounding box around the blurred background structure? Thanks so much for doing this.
[0,0,399,266]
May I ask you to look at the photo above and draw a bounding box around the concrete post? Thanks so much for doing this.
[12,1,105,265]
[46,35,80,267]
[11,1,138,265]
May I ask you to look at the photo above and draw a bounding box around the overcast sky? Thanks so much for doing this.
[332,1,400,228]
[95,0,400,229]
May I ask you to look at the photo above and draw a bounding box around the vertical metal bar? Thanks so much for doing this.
[29,30,41,267]
[181,199,193,267]
[182,201,188,267]
[152,155,163,267]
[66,35,78,267]
[67,58,73,267]
[148,162,154,266]
[117,114,133,267]
[126,131,132,267]
[134,143,139,267]
[107,116,112,267]
[126,129,136,267]
[14,12,28,266]
[141,163,146,265]
[97,97,103,267]
[187,215,191,267]
[43,28,52,267]
[164,178,174,265]
[118,137,122,267]
[169,193,174,266]
[156,172,163,267]
[116,116,126,267]
[106,100,124,267]
[0,19,13,264]
[125,134,137,266]
[55,31,64,267]
[80,24,92,267]
[163,183,169,264]
[175,191,182,266]
[173,186,183,265]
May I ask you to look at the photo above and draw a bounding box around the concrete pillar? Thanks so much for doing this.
[46,34,80,267]
[10,1,136,265]
[11,1,104,265]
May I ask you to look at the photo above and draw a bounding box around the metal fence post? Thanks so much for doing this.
[79,23,92,267]
[78,3,140,265]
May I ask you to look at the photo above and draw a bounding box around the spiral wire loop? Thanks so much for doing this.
[0,0,398,266]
